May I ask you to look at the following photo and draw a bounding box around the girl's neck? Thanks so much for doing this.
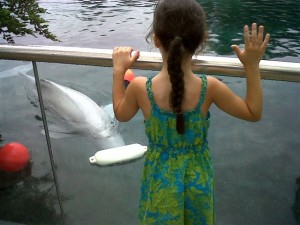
[160,55,194,78]
[159,47,194,75]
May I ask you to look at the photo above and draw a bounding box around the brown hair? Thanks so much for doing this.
[146,0,208,134]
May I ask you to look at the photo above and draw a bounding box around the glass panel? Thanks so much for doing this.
[0,60,63,225]
[29,63,153,225]
[208,76,299,225]
[1,61,299,225]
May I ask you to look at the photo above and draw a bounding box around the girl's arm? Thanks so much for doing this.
[210,23,270,121]
[112,47,140,121]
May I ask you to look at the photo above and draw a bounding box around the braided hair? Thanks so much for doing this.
[146,0,207,134]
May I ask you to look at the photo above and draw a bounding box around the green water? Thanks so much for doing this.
[2,0,299,62]
[201,0,300,61]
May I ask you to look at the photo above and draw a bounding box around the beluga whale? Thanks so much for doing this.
[21,72,125,149]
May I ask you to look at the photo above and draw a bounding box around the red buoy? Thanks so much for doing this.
[0,142,30,172]
[124,69,135,88]
[124,69,135,82]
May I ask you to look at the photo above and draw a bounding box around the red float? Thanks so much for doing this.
[0,142,30,172]
[124,69,135,82]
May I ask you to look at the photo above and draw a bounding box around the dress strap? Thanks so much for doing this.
[146,76,155,106]
[199,75,208,106]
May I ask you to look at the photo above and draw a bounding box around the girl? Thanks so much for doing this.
[112,0,270,224]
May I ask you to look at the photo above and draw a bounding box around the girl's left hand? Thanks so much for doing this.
[112,47,140,75]
[231,23,270,68]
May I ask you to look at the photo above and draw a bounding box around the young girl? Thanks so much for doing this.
[112,0,270,224]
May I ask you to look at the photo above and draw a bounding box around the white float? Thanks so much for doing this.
[89,143,147,166]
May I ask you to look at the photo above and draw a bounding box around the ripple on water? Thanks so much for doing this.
[4,0,297,61]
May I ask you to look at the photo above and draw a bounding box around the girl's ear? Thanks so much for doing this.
[153,33,161,48]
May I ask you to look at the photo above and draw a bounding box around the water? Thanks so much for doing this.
[4,0,300,62]
[0,1,299,225]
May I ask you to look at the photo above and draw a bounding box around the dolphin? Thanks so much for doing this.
[22,73,125,148]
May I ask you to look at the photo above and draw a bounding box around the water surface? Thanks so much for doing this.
[3,0,300,62]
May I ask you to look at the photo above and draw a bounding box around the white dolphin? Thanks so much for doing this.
[22,72,125,148]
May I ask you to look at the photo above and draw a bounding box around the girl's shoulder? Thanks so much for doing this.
[206,75,224,89]
[130,75,147,83]
[129,76,148,89]
[127,76,148,98]
[202,75,224,104]
[193,74,220,91]
[127,76,152,117]
[206,75,219,83]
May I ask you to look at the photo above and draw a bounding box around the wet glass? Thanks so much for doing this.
[0,61,63,225]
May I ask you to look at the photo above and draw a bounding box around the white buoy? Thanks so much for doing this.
[89,143,147,166]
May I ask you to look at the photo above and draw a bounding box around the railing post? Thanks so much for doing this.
[32,61,66,225]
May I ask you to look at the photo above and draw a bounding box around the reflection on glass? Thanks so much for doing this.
[0,61,64,225]
[0,165,63,225]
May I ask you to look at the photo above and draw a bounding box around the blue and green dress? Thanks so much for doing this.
[138,75,214,225]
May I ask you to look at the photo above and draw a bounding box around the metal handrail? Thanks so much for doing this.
[0,45,299,82]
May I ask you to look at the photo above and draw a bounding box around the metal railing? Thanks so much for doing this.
[0,45,299,82]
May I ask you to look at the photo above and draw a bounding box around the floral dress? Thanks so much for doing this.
[138,75,215,225]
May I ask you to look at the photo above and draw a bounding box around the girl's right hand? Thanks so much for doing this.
[231,23,270,68]
[112,47,140,76]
